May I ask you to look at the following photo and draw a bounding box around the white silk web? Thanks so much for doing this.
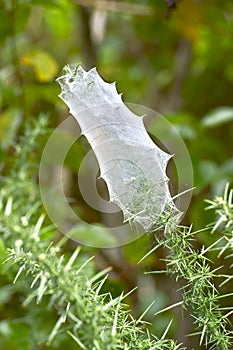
[57,65,180,231]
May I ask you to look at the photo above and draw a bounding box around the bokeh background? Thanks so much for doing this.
[0,0,233,348]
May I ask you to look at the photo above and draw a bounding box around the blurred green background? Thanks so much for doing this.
[0,0,233,348]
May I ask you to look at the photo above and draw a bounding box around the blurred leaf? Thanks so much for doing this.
[124,235,153,264]
[0,238,6,265]
[201,107,233,128]
[198,160,218,186]
[0,320,30,349]
[0,321,12,338]
[15,5,31,34]
[0,109,22,149]
[0,285,14,305]
[156,70,173,88]
[224,62,233,82]
[173,0,204,42]
[21,50,59,82]
[23,83,59,107]
[67,223,118,247]
[0,5,30,43]
[44,0,73,39]
[0,9,10,43]
[220,157,233,176]
[172,124,196,140]
[0,237,5,251]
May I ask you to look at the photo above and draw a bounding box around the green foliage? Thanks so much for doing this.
[1,118,232,349]
[201,108,233,129]
[205,184,233,257]
[1,118,184,349]
[160,224,231,349]
[0,0,233,348]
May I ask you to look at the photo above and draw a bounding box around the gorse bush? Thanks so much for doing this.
[0,115,232,348]
[1,117,183,349]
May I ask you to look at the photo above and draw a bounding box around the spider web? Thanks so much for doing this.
[57,65,180,231]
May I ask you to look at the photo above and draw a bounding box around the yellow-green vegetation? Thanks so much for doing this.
[0,1,233,349]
